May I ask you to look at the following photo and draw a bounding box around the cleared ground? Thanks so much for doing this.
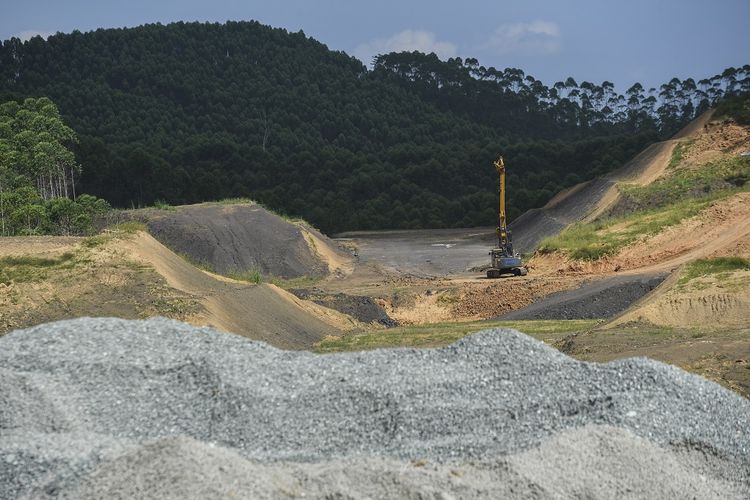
[2,110,749,395]
[336,227,494,276]
[0,229,356,349]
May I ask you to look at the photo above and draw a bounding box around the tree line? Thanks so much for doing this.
[0,21,746,233]
[0,97,109,235]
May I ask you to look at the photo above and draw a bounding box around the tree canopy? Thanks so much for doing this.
[0,21,746,233]
[0,97,108,235]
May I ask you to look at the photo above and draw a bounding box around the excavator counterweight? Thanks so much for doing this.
[486,156,527,278]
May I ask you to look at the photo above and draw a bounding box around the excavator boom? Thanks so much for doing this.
[494,156,508,248]
[487,155,527,278]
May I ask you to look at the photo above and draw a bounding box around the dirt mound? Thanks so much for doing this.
[290,289,398,327]
[2,317,748,498]
[145,203,350,279]
[497,273,667,320]
[448,276,581,321]
[610,269,750,329]
[0,235,201,335]
[614,191,750,273]
[527,188,750,278]
[122,232,353,348]
[682,118,750,168]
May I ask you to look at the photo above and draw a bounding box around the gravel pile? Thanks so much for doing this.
[289,289,398,327]
[499,273,667,320]
[1,317,748,498]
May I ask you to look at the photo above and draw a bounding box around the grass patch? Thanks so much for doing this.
[313,319,598,353]
[678,257,750,286]
[0,252,77,285]
[212,198,257,206]
[153,200,176,211]
[226,268,324,288]
[82,221,147,248]
[668,139,694,169]
[539,156,750,260]
[539,197,715,260]
[228,268,264,284]
[622,156,750,208]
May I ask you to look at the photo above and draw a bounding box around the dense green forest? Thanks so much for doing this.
[0,97,109,235]
[0,21,747,233]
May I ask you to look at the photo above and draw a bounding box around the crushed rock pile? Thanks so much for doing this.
[498,273,668,320]
[1,317,748,499]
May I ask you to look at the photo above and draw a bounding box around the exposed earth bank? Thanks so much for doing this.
[497,273,667,320]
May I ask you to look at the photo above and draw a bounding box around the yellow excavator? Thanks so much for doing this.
[486,156,528,278]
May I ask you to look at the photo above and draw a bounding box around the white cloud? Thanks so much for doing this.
[353,30,457,66]
[15,30,55,42]
[483,21,561,55]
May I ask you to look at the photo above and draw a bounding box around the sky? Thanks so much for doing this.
[2,0,749,91]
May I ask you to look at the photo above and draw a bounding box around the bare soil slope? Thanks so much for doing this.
[511,140,679,253]
[0,236,199,334]
[0,232,352,349]
[510,111,714,254]
[145,203,351,279]
[497,273,667,320]
[122,232,354,348]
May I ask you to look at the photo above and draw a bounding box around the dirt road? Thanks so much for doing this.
[336,227,495,276]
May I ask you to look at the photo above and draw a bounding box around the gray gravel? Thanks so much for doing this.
[146,204,330,278]
[1,317,749,498]
[289,288,398,327]
[498,273,668,320]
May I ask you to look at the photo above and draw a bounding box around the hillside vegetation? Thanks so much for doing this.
[1,21,747,233]
[539,95,750,260]
[0,97,110,236]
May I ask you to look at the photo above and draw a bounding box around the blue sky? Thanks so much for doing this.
[3,0,749,90]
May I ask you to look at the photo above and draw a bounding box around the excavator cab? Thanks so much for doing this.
[487,156,528,279]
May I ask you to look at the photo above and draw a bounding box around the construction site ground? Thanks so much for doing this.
[2,111,750,398]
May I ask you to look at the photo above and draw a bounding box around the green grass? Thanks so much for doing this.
[228,268,264,284]
[212,198,257,205]
[668,139,694,169]
[153,200,176,211]
[227,269,323,289]
[539,156,750,260]
[313,319,598,353]
[82,221,147,248]
[622,156,750,207]
[0,252,77,284]
[539,197,716,260]
[678,257,750,286]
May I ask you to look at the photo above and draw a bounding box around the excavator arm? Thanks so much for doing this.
[486,155,527,278]
[494,156,509,248]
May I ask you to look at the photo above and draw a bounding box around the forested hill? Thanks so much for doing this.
[1,21,747,233]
